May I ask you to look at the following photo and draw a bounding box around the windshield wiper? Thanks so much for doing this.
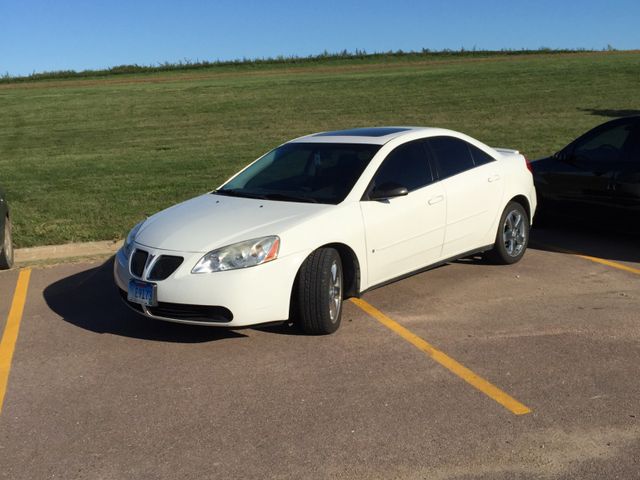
[213,189,319,203]
[213,189,268,200]
[262,193,319,203]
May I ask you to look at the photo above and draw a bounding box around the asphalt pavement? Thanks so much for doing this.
[0,225,638,480]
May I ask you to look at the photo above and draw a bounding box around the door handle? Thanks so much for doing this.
[488,174,501,183]
[428,195,444,205]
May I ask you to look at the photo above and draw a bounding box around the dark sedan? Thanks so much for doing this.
[0,187,13,269]
[531,116,640,226]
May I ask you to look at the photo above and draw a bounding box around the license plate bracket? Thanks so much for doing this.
[127,279,157,307]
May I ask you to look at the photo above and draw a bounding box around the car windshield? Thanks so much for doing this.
[215,143,381,204]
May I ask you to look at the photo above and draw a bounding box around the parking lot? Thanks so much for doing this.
[0,226,638,480]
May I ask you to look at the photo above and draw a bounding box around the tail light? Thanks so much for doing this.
[524,156,533,173]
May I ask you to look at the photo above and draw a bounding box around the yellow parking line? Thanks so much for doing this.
[535,242,640,276]
[574,253,640,275]
[350,297,531,415]
[574,255,640,276]
[0,269,32,415]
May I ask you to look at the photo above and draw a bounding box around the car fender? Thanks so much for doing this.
[276,201,370,294]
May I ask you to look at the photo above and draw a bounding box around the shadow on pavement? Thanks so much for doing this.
[452,254,490,266]
[530,221,640,264]
[43,257,247,343]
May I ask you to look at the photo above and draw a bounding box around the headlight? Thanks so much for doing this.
[192,236,280,273]
[123,221,145,258]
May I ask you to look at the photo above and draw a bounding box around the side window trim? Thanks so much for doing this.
[422,140,442,181]
[420,141,437,183]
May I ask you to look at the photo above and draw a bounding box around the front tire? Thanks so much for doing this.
[295,248,343,335]
[487,202,529,265]
[0,216,14,270]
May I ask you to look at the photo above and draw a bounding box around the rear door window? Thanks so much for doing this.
[426,136,476,179]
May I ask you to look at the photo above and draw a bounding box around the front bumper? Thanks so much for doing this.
[114,244,306,327]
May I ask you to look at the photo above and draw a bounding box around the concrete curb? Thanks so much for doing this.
[15,240,123,266]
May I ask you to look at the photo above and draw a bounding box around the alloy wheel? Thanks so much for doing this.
[328,260,342,322]
[503,210,526,257]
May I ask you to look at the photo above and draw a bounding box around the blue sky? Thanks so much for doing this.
[2,0,638,76]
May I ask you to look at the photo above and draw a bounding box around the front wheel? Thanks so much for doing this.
[487,202,529,265]
[0,216,14,270]
[295,248,343,335]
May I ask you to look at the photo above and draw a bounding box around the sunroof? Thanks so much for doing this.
[314,127,411,138]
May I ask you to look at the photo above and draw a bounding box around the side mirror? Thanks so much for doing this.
[369,182,409,201]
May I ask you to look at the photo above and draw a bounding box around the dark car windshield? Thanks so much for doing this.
[216,143,380,204]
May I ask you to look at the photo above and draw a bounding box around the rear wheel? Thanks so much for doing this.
[0,216,14,269]
[487,202,529,265]
[295,248,343,335]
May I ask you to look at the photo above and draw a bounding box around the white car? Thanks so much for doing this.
[114,127,536,334]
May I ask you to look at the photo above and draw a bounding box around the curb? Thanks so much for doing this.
[15,240,123,266]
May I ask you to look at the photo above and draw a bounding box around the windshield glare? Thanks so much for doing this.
[217,143,380,204]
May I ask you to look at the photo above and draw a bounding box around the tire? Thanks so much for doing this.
[295,248,343,335]
[487,202,529,265]
[0,216,14,270]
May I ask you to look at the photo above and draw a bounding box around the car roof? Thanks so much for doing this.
[289,126,443,145]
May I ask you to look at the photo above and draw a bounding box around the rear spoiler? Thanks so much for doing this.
[493,147,521,156]
[493,147,532,172]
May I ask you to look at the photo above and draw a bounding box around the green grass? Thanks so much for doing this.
[0,48,593,83]
[1,51,639,247]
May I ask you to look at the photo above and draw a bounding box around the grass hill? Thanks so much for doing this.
[1,50,639,247]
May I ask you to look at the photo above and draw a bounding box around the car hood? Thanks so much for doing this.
[135,193,329,253]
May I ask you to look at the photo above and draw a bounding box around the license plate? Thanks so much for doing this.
[127,280,157,307]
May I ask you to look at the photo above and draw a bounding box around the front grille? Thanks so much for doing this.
[148,255,184,281]
[148,302,233,323]
[131,249,149,277]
